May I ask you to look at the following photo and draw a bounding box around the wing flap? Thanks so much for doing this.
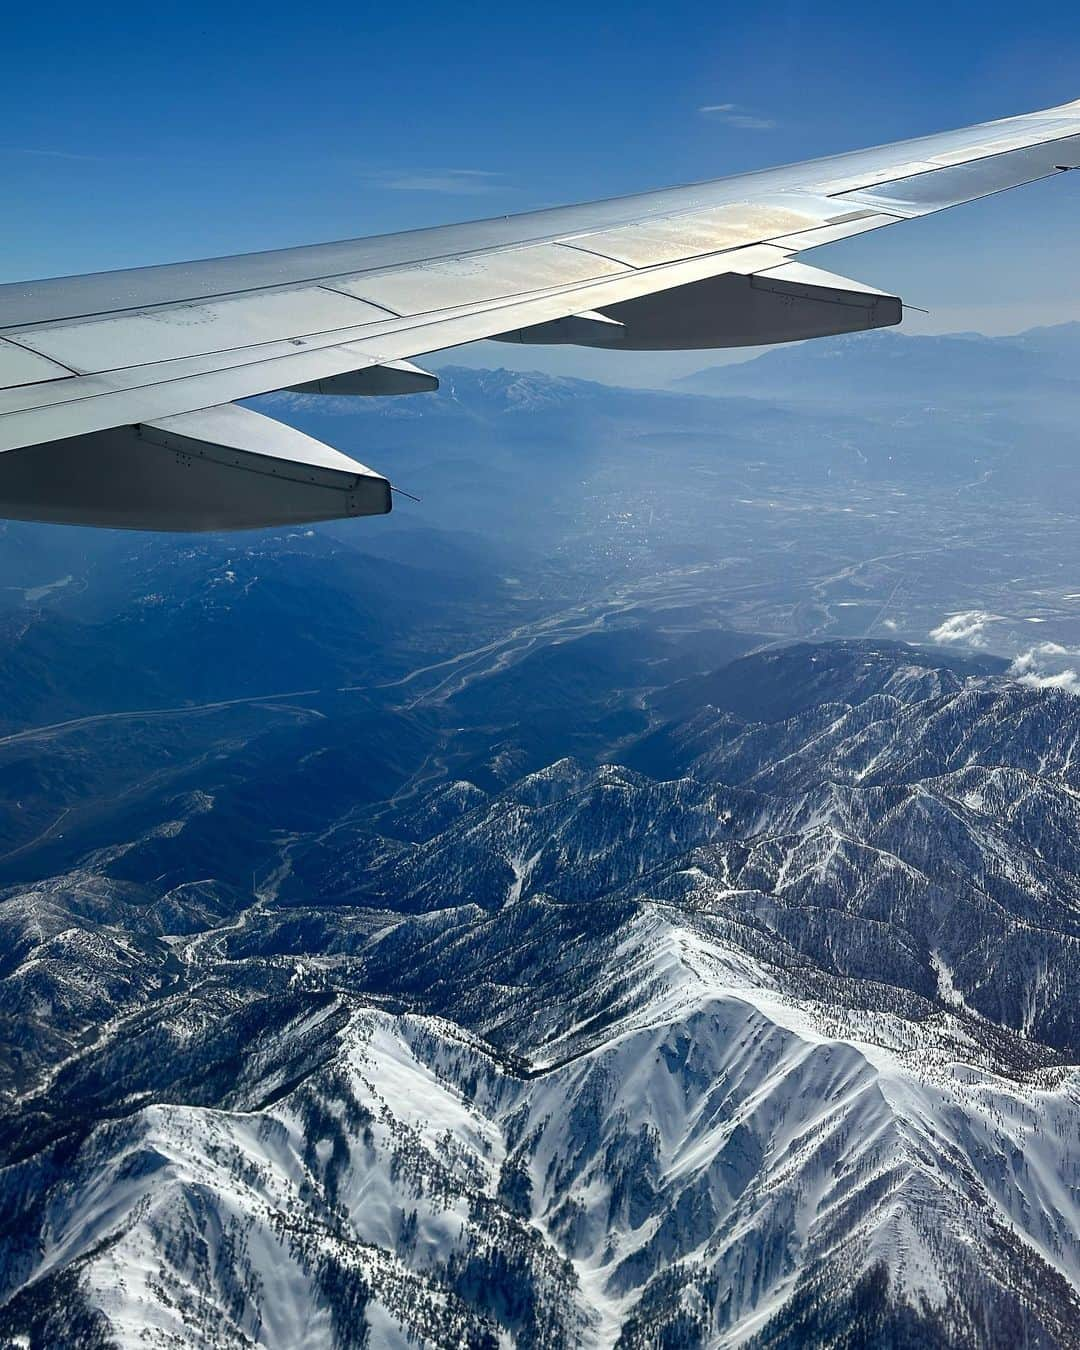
[0,403,391,531]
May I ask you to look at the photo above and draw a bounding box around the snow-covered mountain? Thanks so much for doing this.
[2,638,1079,1347]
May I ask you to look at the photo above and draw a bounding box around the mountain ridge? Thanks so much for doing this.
[2,637,1079,1347]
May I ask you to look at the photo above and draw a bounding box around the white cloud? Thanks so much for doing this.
[365,168,504,195]
[698,103,776,130]
[927,625,1080,694]
[1010,642,1080,695]
[928,611,1002,647]
[1011,641,1075,672]
[1016,669,1080,695]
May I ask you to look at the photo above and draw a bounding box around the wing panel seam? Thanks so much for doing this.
[0,334,81,378]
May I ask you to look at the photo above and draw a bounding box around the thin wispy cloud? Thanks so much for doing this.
[364,168,506,195]
[698,102,776,131]
[2,147,105,162]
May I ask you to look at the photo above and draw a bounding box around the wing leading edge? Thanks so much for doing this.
[0,95,1077,529]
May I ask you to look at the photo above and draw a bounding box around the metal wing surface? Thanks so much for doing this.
[1,96,1076,528]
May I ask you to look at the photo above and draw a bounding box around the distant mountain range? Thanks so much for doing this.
[674,322,1080,405]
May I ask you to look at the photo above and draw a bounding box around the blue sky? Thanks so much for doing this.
[3,1,1080,381]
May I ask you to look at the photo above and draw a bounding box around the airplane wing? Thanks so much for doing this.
[1,96,1077,530]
